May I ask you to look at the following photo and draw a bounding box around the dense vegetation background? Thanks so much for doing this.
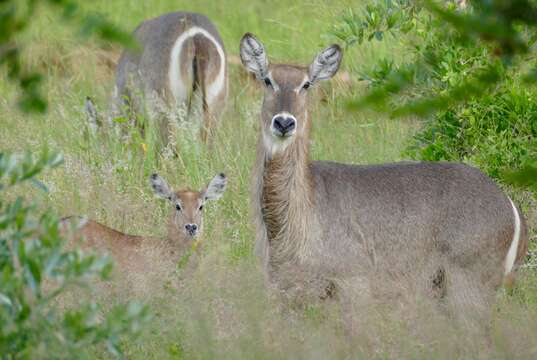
[1,0,537,358]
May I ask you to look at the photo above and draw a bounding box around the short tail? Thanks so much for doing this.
[503,198,528,287]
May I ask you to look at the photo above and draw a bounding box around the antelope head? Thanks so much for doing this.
[150,173,227,240]
[240,33,342,157]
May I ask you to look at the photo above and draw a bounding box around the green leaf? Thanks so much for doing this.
[26,258,42,292]
[30,179,49,193]
[0,293,12,307]
[374,31,383,41]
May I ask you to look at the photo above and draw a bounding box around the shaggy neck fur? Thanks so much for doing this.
[253,121,314,272]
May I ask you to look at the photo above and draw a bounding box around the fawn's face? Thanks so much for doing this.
[239,33,342,156]
[150,173,227,240]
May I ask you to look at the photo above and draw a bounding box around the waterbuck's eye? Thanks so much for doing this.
[302,81,311,90]
[175,204,182,211]
[198,205,204,211]
[264,77,273,88]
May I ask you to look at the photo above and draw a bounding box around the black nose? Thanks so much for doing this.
[272,115,296,136]
[185,224,198,235]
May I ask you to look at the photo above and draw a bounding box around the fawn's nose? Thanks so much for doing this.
[271,113,296,137]
[185,223,198,236]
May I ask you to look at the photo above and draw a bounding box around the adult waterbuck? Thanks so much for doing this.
[62,173,227,293]
[114,12,228,144]
[240,33,528,321]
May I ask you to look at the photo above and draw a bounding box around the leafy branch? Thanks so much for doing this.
[334,0,537,115]
[0,150,149,357]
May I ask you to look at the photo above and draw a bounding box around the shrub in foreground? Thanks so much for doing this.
[0,150,149,359]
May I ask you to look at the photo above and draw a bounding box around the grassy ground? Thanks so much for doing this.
[1,0,537,358]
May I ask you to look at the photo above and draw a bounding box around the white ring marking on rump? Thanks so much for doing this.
[168,26,226,106]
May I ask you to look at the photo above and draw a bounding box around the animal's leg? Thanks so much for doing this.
[444,267,495,341]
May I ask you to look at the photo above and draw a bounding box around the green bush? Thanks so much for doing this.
[334,0,537,191]
[406,83,537,189]
[0,150,149,359]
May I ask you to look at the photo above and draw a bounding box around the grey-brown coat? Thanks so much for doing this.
[240,33,528,317]
[114,12,228,144]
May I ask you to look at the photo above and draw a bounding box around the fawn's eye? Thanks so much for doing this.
[198,205,204,211]
[175,204,182,211]
[302,81,311,90]
[264,77,273,88]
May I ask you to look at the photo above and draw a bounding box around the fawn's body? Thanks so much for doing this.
[62,173,227,294]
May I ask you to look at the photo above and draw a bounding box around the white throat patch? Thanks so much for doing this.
[263,130,294,159]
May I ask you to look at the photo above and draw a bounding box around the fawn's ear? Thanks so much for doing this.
[150,173,176,201]
[240,33,269,80]
[202,173,227,201]
[308,44,343,85]
[85,96,101,131]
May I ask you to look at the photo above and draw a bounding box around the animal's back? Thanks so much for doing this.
[310,161,523,287]
[115,12,224,105]
[61,217,145,267]
[61,217,179,295]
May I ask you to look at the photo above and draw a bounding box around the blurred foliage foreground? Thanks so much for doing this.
[0,0,135,113]
[0,150,149,358]
[1,3,147,355]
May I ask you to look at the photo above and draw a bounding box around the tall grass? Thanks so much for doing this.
[1,0,536,358]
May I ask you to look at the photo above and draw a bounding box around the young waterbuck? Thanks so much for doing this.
[114,12,228,144]
[62,173,227,291]
[240,33,528,319]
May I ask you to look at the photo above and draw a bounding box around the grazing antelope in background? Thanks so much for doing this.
[240,33,528,319]
[114,12,228,145]
[62,173,227,290]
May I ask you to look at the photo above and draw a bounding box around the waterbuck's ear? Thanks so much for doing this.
[85,96,101,131]
[308,44,342,84]
[202,173,227,201]
[150,173,175,201]
[240,33,269,80]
